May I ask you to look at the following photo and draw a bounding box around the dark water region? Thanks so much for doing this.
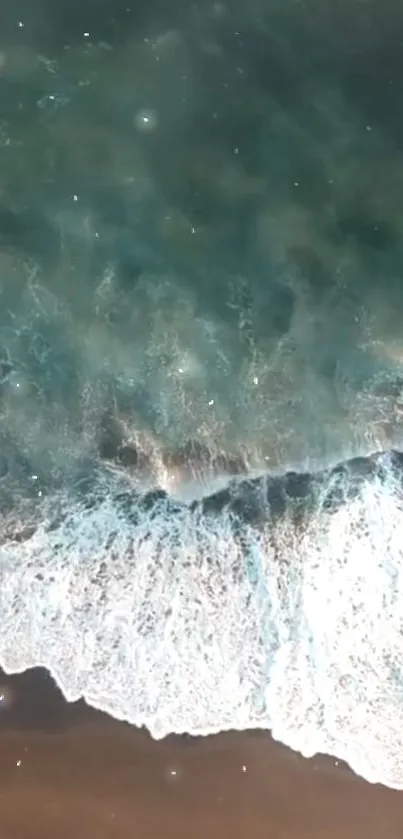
[0,0,403,499]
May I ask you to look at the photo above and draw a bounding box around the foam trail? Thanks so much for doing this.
[0,450,403,789]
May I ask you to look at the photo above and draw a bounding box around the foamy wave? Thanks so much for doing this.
[0,452,403,789]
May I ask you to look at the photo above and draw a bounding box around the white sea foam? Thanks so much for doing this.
[0,460,403,789]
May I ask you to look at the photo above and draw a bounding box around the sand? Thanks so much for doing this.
[0,668,401,839]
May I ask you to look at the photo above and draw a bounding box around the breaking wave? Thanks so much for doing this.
[0,448,403,790]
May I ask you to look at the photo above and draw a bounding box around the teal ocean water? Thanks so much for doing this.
[1,0,403,789]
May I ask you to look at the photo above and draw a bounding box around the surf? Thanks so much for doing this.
[0,447,402,790]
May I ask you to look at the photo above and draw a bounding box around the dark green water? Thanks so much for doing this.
[1,0,403,497]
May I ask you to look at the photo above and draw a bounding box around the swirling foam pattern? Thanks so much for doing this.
[0,450,403,789]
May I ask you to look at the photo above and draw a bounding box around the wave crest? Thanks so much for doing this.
[0,450,403,789]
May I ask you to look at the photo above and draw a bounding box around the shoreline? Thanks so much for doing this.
[0,668,402,839]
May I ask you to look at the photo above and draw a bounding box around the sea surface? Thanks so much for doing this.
[1,0,403,792]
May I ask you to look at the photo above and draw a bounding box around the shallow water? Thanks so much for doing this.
[1,0,403,804]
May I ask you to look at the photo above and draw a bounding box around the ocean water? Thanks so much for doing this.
[0,0,403,789]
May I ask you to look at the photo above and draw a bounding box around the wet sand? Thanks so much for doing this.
[0,668,401,838]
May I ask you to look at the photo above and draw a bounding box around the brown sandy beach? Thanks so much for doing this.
[0,668,401,839]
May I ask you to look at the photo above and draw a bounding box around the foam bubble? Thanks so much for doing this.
[0,451,403,789]
[133,109,159,133]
